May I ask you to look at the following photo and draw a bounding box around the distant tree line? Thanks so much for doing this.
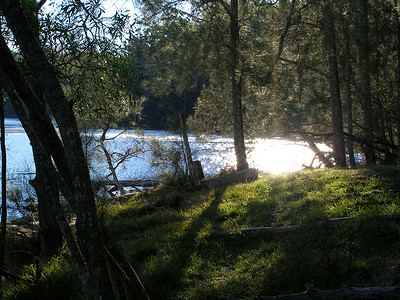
[132,0,400,168]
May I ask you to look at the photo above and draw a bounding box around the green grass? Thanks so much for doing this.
[2,246,82,300]
[4,166,400,299]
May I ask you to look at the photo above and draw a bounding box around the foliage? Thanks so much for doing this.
[149,138,188,178]
[6,172,37,223]
[133,0,400,165]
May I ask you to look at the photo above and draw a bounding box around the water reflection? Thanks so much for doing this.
[248,139,332,174]
[3,119,333,180]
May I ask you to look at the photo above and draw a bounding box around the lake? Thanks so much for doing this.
[2,118,333,183]
[2,118,338,219]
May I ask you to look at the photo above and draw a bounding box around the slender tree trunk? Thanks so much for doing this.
[322,1,346,167]
[396,2,400,163]
[0,89,7,286]
[180,113,197,180]
[357,0,376,165]
[98,123,126,195]
[343,14,356,168]
[230,0,249,171]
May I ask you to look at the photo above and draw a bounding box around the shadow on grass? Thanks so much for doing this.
[140,185,232,298]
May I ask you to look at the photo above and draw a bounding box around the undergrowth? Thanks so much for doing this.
[2,245,82,299]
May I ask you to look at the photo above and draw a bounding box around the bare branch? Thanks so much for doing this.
[280,57,330,78]
[276,0,296,62]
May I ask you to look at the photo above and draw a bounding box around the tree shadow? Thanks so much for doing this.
[144,185,229,298]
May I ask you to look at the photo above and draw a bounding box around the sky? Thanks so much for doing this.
[41,0,139,19]
[101,0,138,18]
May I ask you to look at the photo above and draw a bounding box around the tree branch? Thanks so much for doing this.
[36,0,47,13]
[280,57,330,79]
[276,0,296,62]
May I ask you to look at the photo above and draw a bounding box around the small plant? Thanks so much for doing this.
[7,172,38,235]
[149,138,188,179]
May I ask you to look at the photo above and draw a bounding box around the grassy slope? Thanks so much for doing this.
[104,166,400,299]
[3,166,400,299]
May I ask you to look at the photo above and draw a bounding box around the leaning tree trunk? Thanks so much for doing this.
[0,88,7,285]
[0,0,149,298]
[322,1,346,167]
[230,0,249,171]
[30,150,63,252]
[0,2,113,298]
[29,110,63,252]
[396,2,400,163]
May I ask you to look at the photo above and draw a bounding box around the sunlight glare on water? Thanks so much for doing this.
[2,119,333,180]
[248,139,332,174]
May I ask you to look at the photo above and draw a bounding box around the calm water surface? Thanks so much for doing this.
[3,118,333,180]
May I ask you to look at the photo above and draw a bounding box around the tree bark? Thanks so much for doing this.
[28,109,63,252]
[0,1,149,298]
[322,1,346,167]
[29,155,63,252]
[0,88,7,286]
[230,0,249,171]
[343,9,356,168]
[357,0,376,165]
[395,2,400,163]
[180,113,203,181]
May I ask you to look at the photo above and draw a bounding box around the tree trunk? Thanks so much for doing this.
[357,0,376,165]
[396,2,400,164]
[98,123,126,195]
[180,113,203,181]
[0,1,113,295]
[0,75,93,297]
[301,133,333,168]
[28,107,63,252]
[322,1,346,167]
[0,88,7,286]
[29,155,63,252]
[0,1,149,298]
[343,8,356,168]
[230,0,249,171]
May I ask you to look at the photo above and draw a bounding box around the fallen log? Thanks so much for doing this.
[251,283,400,299]
[212,213,400,236]
[103,179,161,188]
[200,168,258,187]
[101,179,161,195]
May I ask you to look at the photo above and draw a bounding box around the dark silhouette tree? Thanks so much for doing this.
[0,0,149,298]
